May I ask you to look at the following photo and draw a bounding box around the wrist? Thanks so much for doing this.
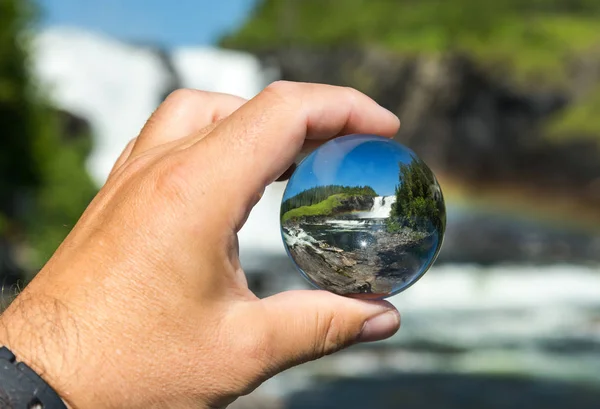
[0,346,71,409]
[0,273,213,409]
[0,284,106,409]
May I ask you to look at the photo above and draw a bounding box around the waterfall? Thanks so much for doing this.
[358,195,396,219]
[31,27,283,275]
[31,27,278,185]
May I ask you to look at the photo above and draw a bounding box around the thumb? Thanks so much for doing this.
[249,290,400,373]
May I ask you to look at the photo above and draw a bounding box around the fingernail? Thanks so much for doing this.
[357,311,400,343]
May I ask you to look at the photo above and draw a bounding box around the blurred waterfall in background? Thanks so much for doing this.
[30,25,600,409]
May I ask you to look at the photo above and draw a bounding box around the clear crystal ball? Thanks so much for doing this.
[280,134,446,299]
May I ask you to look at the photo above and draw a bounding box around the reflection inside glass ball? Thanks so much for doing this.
[280,134,446,300]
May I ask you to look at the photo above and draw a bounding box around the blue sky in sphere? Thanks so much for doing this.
[284,137,415,200]
[37,0,259,47]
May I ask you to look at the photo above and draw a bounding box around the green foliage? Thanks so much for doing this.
[387,158,444,232]
[281,193,348,223]
[26,110,97,266]
[547,85,600,141]
[281,184,377,215]
[0,0,97,279]
[223,0,600,83]
[0,0,39,218]
[384,217,404,234]
[225,0,600,143]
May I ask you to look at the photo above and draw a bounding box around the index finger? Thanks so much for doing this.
[190,81,400,227]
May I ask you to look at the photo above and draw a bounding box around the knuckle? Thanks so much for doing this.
[147,153,194,202]
[318,311,350,356]
[118,153,154,179]
[262,80,298,104]
[265,80,295,93]
[343,86,362,102]
[164,88,204,107]
[124,136,137,150]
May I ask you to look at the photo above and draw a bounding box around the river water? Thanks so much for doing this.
[241,263,600,408]
[240,185,600,407]
[299,220,383,252]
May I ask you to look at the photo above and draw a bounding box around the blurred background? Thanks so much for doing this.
[2,0,600,407]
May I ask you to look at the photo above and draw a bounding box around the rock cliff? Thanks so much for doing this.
[252,48,600,264]
[256,49,599,211]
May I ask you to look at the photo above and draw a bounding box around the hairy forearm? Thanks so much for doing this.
[0,287,88,409]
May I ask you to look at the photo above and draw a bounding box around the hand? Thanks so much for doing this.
[0,81,401,409]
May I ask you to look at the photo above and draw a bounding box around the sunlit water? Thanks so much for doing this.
[299,220,384,252]
[254,263,600,401]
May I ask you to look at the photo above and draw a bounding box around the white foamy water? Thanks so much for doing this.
[323,220,369,230]
[252,263,600,401]
[32,28,173,185]
[390,263,600,311]
[282,226,318,248]
[384,264,600,353]
[32,27,276,185]
[327,220,366,226]
[356,195,396,218]
[31,27,283,275]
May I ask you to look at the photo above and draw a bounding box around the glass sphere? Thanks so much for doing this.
[280,134,446,299]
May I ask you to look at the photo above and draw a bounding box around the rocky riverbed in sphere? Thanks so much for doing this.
[280,134,446,299]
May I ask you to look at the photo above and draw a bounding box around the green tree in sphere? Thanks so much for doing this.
[388,157,444,233]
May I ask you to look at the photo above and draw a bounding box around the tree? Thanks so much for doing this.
[222,0,600,84]
[0,0,97,286]
[388,157,445,233]
[223,0,600,51]
[281,184,377,214]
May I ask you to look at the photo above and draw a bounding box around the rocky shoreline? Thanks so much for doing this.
[283,223,435,298]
